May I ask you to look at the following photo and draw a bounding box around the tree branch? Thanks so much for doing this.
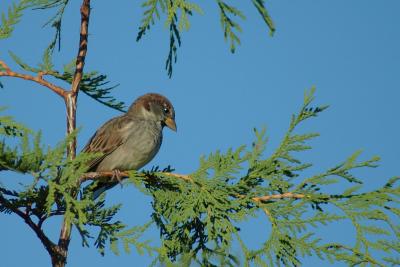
[79,170,192,184]
[0,194,56,259]
[70,0,90,95]
[0,60,67,98]
[58,1,91,266]
[65,0,91,158]
[0,60,11,72]
[324,243,385,267]
[80,171,306,202]
[252,192,305,202]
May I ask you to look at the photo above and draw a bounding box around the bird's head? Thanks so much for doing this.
[128,93,177,131]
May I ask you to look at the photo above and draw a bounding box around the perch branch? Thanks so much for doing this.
[80,171,305,202]
[252,192,305,202]
[79,171,192,184]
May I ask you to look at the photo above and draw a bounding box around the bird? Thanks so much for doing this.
[82,93,177,199]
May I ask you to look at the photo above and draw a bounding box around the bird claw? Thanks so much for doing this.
[112,169,123,188]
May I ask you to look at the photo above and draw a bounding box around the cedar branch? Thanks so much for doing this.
[57,1,91,266]
[80,171,305,202]
[0,60,11,72]
[0,194,56,258]
[252,192,305,202]
[79,171,191,184]
[0,60,66,98]
[70,0,90,95]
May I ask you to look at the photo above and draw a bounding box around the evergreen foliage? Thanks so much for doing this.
[0,0,29,39]
[57,61,126,112]
[1,90,399,266]
[1,0,275,77]
[0,1,399,266]
[135,0,274,77]
[0,0,68,48]
[7,50,126,112]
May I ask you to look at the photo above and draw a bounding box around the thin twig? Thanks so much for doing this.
[324,243,385,267]
[262,207,278,228]
[38,210,66,229]
[252,192,305,202]
[0,60,66,98]
[0,60,11,72]
[37,71,54,80]
[161,172,192,181]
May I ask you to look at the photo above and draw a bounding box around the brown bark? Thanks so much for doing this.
[0,61,66,98]
[54,1,91,266]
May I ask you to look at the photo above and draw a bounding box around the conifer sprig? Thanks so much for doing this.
[251,0,275,36]
[1,0,69,52]
[4,51,126,112]
[137,0,203,77]
[217,0,246,53]
[2,0,275,77]
[0,0,29,39]
[136,0,275,76]
[55,67,126,113]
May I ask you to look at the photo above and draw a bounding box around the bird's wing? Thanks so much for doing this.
[82,115,133,171]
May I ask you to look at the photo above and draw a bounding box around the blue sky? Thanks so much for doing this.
[1,1,399,266]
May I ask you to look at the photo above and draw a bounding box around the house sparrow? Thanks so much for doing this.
[82,93,176,198]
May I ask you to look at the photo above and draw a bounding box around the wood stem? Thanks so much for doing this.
[54,1,91,266]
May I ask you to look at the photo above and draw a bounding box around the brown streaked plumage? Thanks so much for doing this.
[83,93,177,198]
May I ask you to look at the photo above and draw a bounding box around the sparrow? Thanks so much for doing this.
[82,93,177,199]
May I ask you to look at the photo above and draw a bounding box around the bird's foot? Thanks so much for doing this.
[111,169,123,187]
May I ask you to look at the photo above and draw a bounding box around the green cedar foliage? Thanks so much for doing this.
[135,0,274,77]
[0,0,29,39]
[1,0,127,112]
[119,89,398,266]
[0,0,68,47]
[2,0,275,77]
[3,89,398,266]
[0,111,128,255]
[7,50,126,112]
[1,1,399,266]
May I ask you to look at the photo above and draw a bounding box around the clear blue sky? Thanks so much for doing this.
[1,1,399,266]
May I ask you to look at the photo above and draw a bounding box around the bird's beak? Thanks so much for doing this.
[164,117,177,132]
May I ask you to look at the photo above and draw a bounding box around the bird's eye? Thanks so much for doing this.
[163,107,169,114]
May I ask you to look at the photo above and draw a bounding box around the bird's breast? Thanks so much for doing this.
[96,121,163,171]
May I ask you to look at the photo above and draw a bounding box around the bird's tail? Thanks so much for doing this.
[92,182,118,200]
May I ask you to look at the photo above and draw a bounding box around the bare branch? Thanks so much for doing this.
[161,172,192,181]
[65,0,91,159]
[0,60,66,98]
[58,1,91,266]
[70,0,90,95]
